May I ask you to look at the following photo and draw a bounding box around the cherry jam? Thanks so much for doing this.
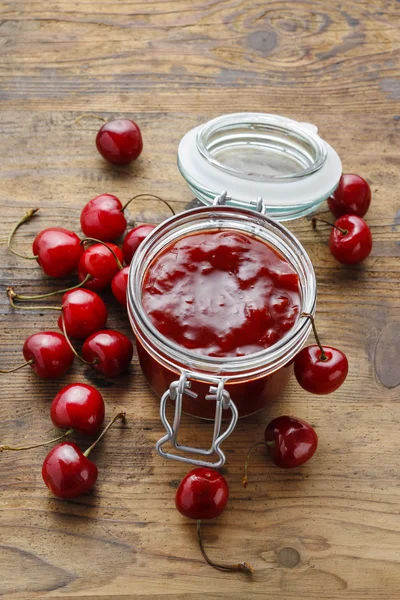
[142,230,301,357]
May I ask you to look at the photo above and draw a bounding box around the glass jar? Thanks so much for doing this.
[178,113,342,221]
[127,198,316,467]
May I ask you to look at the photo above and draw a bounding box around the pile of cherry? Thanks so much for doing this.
[1,116,373,573]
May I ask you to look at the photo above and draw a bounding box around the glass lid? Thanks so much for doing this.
[178,113,342,221]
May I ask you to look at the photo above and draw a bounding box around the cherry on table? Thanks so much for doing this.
[51,383,105,435]
[313,215,372,265]
[111,266,129,306]
[58,289,108,339]
[122,225,156,265]
[77,240,123,290]
[0,332,74,379]
[294,313,348,395]
[328,173,371,218]
[82,330,134,378]
[42,412,126,499]
[96,119,143,166]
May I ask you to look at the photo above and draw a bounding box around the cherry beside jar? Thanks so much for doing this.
[128,196,316,467]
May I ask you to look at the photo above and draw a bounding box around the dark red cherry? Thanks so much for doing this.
[265,416,318,469]
[42,442,98,498]
[32,228,83,278]
[329,215,372,265]
[122,224,155,265]
[82,330,133,377]
[294,344,348,394]
[328,174,371,218]
[80,194,126,242]
[77,242,123,290]
[22,332,74,379]
[96,119,143,166]
[57,289,108,339]
[111,266,129,306]
[175,468,229,520]
[50,383,105,435]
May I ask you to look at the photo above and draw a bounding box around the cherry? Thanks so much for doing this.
[111,266,129,306]
[82,330,133,377]
[51,383,105,435]
[77,240,123,290]
[294,313,348,394]
[176,468,253,573]
[58,289,108,339]
[328,173,371,218]
[313,215,372,265]
[80,193,174,243]
[42,412,126,498]
[265,416,318,469]
[8,209,83,278]
[96,119,143,166]
[122,225,155,265]
[80,194,126,242]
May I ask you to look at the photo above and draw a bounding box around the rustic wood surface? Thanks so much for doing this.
[0,1,399,598]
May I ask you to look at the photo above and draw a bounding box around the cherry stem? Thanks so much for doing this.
[242,441,268,488]
[75,114,107,126]
[196,520,254,574]
[0,428,73,452]
[81,238,123,271]
[7,208,40,260]
[83,412,126,457]
[121,193,176,219]
[0,360,34,374]
[312,217,348,236]
[301,312,327,361]
[7,274,92,303]
[8,293,61,312]
[60,313,97,366]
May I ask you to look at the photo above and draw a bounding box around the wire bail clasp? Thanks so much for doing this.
[212,191,265,214]
[156,373,238,468]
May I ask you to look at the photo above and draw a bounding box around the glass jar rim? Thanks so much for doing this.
[127,205,316,381]
[196,112,327,182]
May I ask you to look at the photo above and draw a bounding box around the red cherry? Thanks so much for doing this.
[21,332,74,379]
[57,289,108,339]
[329,215,372,265]
[265,416,318,469]
[111,266,129,306]
[122,224,155,265]
[32,228,83,278]
[80,194,126,242]
[328,174,371,218]
[82,330,133,377]
[96,119,143,166]
[42,442,98,498]
[77,242,123,290]
[50,383,105,435]
[175,468,229,520]
[294,344,348,394]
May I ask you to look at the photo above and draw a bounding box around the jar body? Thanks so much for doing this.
[137,339,293,419]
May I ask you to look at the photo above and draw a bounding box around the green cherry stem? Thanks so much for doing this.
[60,314,97,366]
[0,428,74,452]
[196,520,254,574]
[301,313,327,361]
[0,360,34,374]
[311,217,348,236]
[83,412,126,457]
[81,238,123,271]
[7,208,40,260]
[7,273,92,303]
[121,194,176,218]
[242,441,274,488]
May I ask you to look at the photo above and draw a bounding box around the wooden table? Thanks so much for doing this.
[1,1,399,598]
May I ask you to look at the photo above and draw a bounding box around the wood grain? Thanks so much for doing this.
[0,1,399,598]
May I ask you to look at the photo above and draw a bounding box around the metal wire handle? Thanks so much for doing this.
[213,190,265,213]
[156,373,238,468]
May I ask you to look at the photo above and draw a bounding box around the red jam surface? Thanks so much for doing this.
[142,230,301,357]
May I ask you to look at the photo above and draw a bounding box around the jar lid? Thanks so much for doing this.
[178,113,342,221]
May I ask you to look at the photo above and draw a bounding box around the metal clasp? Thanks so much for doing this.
[213,190,265,214]
[156,373,238,468]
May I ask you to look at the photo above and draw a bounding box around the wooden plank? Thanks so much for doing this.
[0,1,399,598]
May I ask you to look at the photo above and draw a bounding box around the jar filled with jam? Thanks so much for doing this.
[128,193,316,467]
